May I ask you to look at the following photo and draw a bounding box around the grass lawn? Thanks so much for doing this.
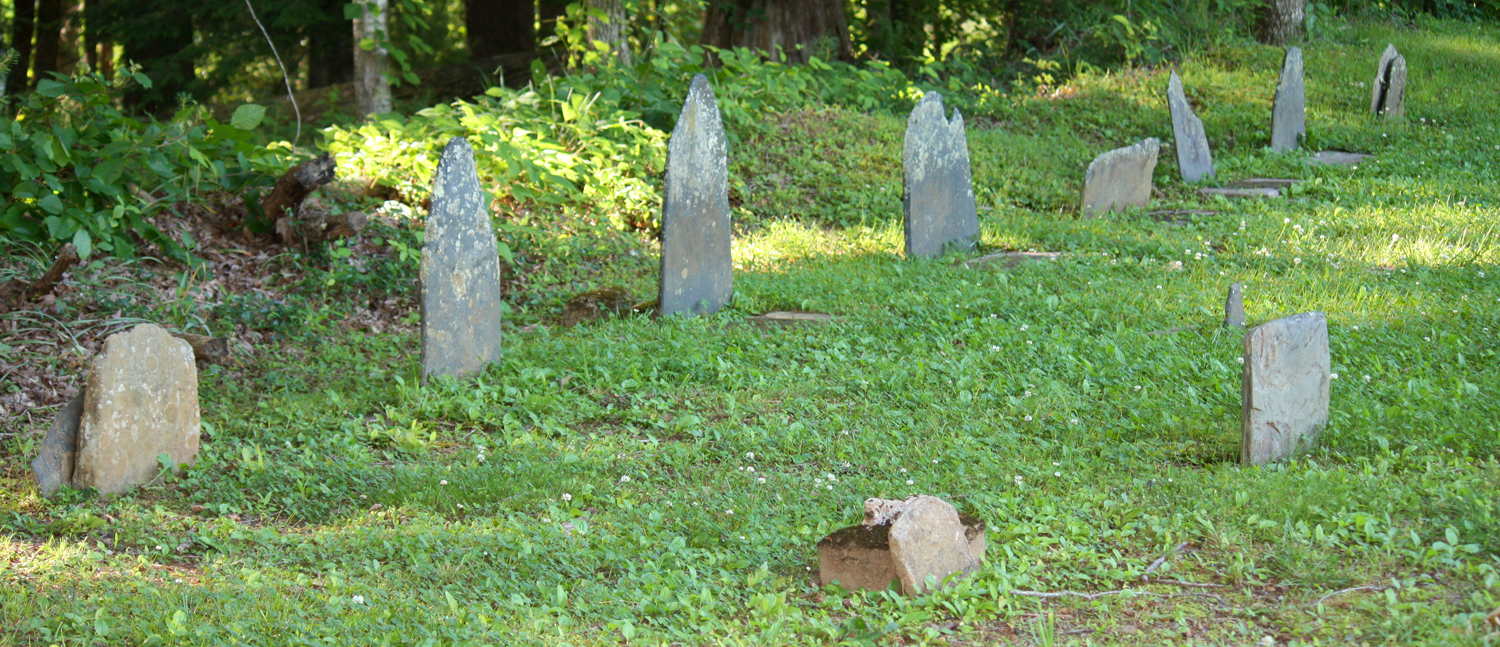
[2,16,1498,647]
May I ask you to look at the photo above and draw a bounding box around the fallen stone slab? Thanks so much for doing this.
[818,506,985,595]
[1307,151,1372,166]
[745,311,837,327]
[1241,311,1330,465]
[962,251,1062,269]
[1225,178,1299,190]
[1200,187,1281,199]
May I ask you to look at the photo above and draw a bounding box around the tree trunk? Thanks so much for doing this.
[1258,0,1304,46]
[465,0,534,58]
[307,0,353,88]
[700,0,852,64]
[587,0,629,65]
[7,0,36,91]
[353,0,392,118]
[863,0,928,66]
[56,1,82,75]
[32,0,64,81]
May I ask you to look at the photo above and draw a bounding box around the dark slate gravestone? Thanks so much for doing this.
[1167,71,1215,182]
[1370,45,1407,118]
[1224,282,1244,328]
[31,391,84,496]
[903,92,979,259]
[1270,47,1305,152]
[1080,139,1159,215]
[420,137,504,381]
[1370,45,1399,114]
[1241,312,1330,465]
[658,74,732,317]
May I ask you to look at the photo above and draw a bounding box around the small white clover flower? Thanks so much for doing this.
[825,484,833,490]
[439,480,448,485]
[756,477,766,484]
[899,467,907,473]
[1392,234,1400,241]
[1052,462,1060,467]
[1013,475,1023,484]
[1024,415,1033,421]
[1069,418,1079,424]
[562,493,572,501]
[619,475,631,483]
[156,545,164,551]
[1284,218,1291,224]
[745,452,755,460]
[1020,325,1029,331]
[1027,340,1033,345]
[1054,471,1061,477]
[1363,375,1372,382]
[746,466,755,473]
[725,509,733,515]
[352,595,366,605]
[1331,373,1339,380]
[1134,385,1142,391]
[1294,258,1301,264]
[906,480,915,485]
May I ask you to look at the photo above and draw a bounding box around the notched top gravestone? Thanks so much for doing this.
[903,92,979,259]
[421,137,504,381]
[1241,312,1330,465]
[1167,71,1215,182]
[1370,45,1407,119]
[72,324,200,496]
[1080,138,1159,215]
[659,74,732,316]
[1270,47,1305,152]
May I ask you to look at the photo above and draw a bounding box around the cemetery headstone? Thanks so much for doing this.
[1308,151,1372,166]
[1080,138,1160,215]
[659,74,733,316]
[420,137,504,382]
[1224,282,1245,328]
[1370,45,1407,118]
[1270,47,1305,152]
[30,392,84,496]
[903,92,979,258]
[1199,187,1281,199]
[888,496,982,595]
[1167,71,1215,182]
[72,324,200,495]
[818,497,985,595]
[1241,312,1330,465]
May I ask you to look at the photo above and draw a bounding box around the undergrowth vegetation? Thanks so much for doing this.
[1,14,1498,647]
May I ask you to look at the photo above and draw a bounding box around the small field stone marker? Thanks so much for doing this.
[1370,45,1406,118]
[903,92,979,259]
[30,392,84,496]
[1167,71,1215,182]
[72,323,200,495]
[420,136,504,381]
[1270,47,1305,152]
[1080,138,1159,215]
[659,74,732,316]
[1224,282,1244,328]
[1241,312,1330,465]
[818,496,985,595]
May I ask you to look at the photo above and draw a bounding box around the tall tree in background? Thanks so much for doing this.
[32,0,64,80]
[700,0,852,64]
[862,0,933,66]
[588,0,629,65]
[354,0,392,117]
[465,0,534,58]
[1259,0,1305,45]
[84,0,113,78]
[8,0,36,90]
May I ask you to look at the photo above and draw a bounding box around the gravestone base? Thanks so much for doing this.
[962,251,1062,270]
[1149,209,1219,227]
[1227,178,1300,190]
[818,513,986,594]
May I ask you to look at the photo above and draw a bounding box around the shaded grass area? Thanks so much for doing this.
[1,16,1499,647]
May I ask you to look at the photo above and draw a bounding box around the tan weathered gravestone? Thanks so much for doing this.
[420,137,504,381]
[888,496,981,595]
[818,507,985,594]
[73,324,200,495]
[1080,139,1160,216]
[1241,312,1330,465]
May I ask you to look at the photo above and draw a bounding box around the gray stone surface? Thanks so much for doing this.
[963,251,1061,269]
[1270,47,1305,152]
[1224,282,1245,328]
[1370,45,1399,113]
[420,137,504,381]
[1382,55,1407,119]
[1080,138,1160,215]
[746,311,836,327]
[1200,187,1281,199]
[903,92,979,258]
[1168,72,1215,182]
[1227,178,1299,190]
[887,496,981,596]
[659,74,733,316]
[1241,312,1330,465]
[31,391,84,496]
[73,324,200,495]
[1308,151,1372,166]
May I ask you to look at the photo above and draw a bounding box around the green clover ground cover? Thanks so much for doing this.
[2,16,1499,646]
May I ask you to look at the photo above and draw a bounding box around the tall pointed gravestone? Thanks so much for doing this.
[1269,47,1305,152]
[903,92,979,259]
[1080,138,1159,216]
[1241,312,1330,465]
[420,137,504,381]
[1167,72,1215,182]
[658,75,733,317]
[1370,44,1407,119]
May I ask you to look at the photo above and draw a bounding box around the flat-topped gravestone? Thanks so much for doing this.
[1241,312,1330,465]
[72,324,200,495]
[421,137,504,381]
[903,92,979,259]
[1308,151,1372,166]
[1270,47,1305,152]
[659,74,732,316]
[1370,45,1407,118]
[963,251,1061,270]
[1080,138,1159,216]
[31,391,84,496]
[1168,72,1215,182]
[1224,282,1245,328]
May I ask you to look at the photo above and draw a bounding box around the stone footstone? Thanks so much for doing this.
[421,137,504,381]
[903,92,980,259]
[1168,71,1215,182]
[1080,139,1160,216]
[888,496,981,595]
[1270,47,1305,152]
[31,391,84,496]
[1371,45,1407,118]
[1308,151,1372,166]
[1200,187,1281,199]
[1241,312,1330,465]
[963,251,1062,269]
[818,512,985,594]
[1227,178,1299,190]
[1224,282,1245,328]
[746,311,836,327]
[659,74,732,316]
[73,324,200,496]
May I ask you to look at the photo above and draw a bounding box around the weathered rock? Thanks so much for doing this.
[888,496,981,595]
[1225,282,1245,328]
[1370,45,1407,118]
[561,286,634,326]
[1241,312,1330,465]
[1080,139,1160,216]
[1308,151,1372,166]
[1226,178,1299,190]
[659,74,733,317]
[903,92,979,258]
[1200,187,1281,199]
[72,324,200,496]
[1167,72,1215,182]
[745,311,836,327]
[1270,47,1305,152]
[31,391,84,496]
[818,512,985,594]
[420,137,504,381]
[963,251,1061,270]
[1382,55,1407,119]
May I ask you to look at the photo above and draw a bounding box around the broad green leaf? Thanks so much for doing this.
[37,193,64,214]
[230,104,266,130]
[72,229,92,259]
[35,79,66,98]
